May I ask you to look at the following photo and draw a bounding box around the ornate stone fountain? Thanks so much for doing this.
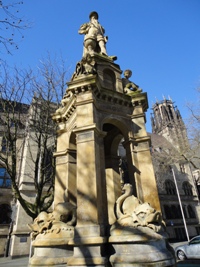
[28,11,176,267]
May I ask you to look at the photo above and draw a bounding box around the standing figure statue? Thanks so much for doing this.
[79,11,108,57]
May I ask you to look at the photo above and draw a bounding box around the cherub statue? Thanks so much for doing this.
[122,69,142,95]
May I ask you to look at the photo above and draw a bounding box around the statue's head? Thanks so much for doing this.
[89,11,99,20]
[124,69,132,79]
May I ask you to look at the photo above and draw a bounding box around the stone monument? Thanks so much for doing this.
[28,11,176,267]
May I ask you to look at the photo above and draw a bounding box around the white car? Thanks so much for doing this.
[175,236,200,260]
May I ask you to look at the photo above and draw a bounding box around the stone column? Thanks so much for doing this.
[130,103,161,211]
[68,126,108,267]
[105,156,121,225]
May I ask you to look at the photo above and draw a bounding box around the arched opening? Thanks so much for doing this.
[102,121,135,224]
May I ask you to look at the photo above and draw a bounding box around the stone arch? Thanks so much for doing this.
[101,117,130,171]
[101,118,134,224]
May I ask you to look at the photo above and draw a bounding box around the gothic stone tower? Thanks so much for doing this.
[151,98,188,150]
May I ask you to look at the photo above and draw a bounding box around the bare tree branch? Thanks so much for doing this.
[0,1,30,55]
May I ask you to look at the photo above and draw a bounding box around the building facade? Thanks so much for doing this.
[0,97,56,257]
[150,98,200,241]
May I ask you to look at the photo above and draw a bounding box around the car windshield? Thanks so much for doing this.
[189,236,200,245]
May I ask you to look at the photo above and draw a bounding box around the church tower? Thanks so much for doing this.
[151,98,188,150]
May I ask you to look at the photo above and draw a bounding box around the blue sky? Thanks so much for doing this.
[2,0,200,132]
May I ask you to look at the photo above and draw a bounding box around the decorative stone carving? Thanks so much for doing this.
[122,69,142,95]
[28,189,76,241]
[71,53,97,80]
[118,158,129,189]
[109,184,175,267]
[114,183,164,232]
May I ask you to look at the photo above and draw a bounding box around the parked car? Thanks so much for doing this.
[175,236,200,260]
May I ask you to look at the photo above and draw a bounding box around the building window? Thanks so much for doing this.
[163,205,183,219]
[0,168,11,188]
[168,105,174,120]
[174,227,187,241]
[1,136,12,152]
[196,227,200,235]
[182,181,193,196]
[180,164,186,173]
[165,180,176,195]
[183,205,188,219]
[0,204,12,224]
[187,205,196,219]
[1,136,7,152]
[164,205,172,219]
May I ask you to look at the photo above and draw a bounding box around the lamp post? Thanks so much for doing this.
[171,167,190,242]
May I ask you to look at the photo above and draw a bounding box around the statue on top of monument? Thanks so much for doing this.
[122,69,142,95]
[79,11,108,57]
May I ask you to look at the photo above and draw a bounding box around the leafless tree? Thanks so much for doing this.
[0,1,29,55]
[184,88,200,169]
[0,56,67,219]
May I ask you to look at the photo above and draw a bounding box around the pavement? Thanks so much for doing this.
[1,257,200,267]
[0,256,29,266]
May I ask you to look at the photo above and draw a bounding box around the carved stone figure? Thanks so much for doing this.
[118,158,129,189]
[115,183,164,232]
[79,11,108,57]
[28,189,76,240]
[71,53,96,80]
[122,69,142,95]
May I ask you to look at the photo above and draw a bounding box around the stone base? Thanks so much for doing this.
[29,245,73,266]
[28,225,74,266]
[109,226,176,267]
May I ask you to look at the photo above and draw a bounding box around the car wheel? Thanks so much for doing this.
[177,250,187,261]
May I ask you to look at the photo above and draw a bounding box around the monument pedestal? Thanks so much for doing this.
[29,229,74,266]
[67,225,109,267]
[109,227,175,267]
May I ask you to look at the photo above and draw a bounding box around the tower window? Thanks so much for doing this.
[179,164,185,173]
[182,181,193,196]
[168,105,174,120]
[165,180,176,195]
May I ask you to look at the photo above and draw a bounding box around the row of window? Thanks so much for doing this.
[165,180,193,195]
[164,204,196,220]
